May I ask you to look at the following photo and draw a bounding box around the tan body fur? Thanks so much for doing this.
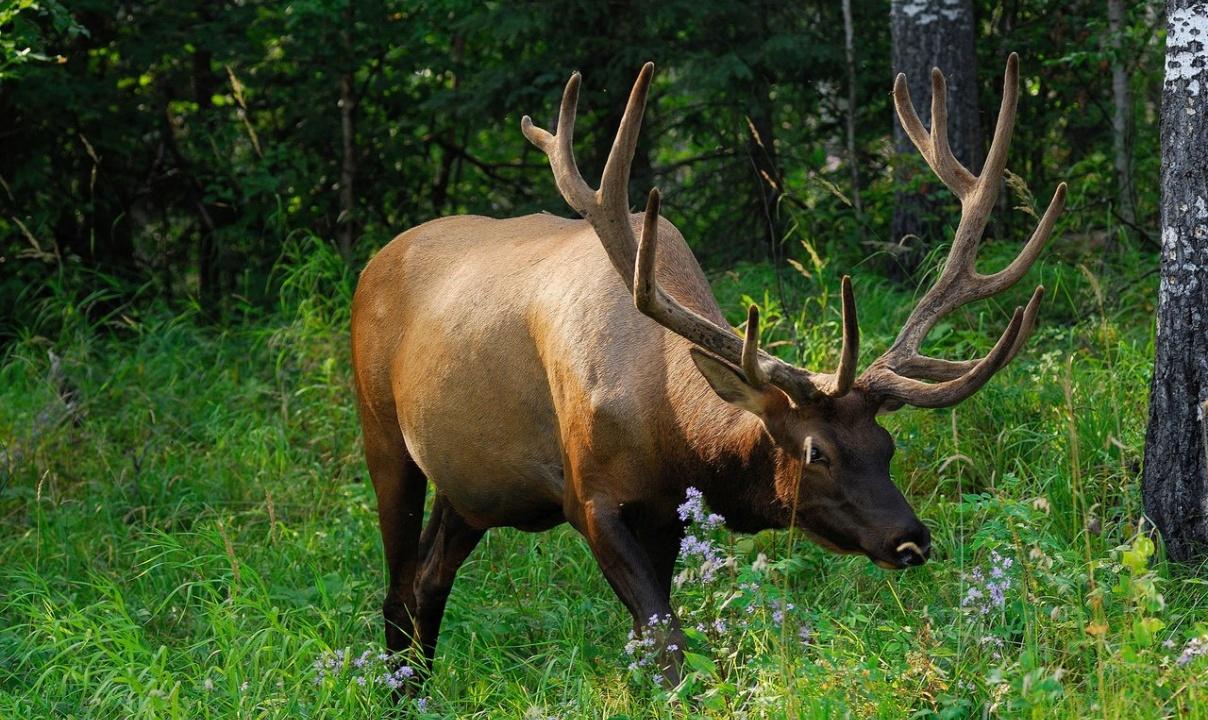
[352,213,779,533]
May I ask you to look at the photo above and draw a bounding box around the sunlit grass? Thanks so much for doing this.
[2,238,1207,718]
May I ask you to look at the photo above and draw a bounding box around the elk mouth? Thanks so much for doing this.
[871,541,930,570]
[799,527,930,569]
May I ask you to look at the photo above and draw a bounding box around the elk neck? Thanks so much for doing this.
[663,349,790,533]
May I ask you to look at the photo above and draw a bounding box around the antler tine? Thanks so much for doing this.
[860,54,1063,409]
[633,188,755,369]
[599,62,654,208]
[809,276,859,397]
[978,53,1020,208]
[522,63,654,290]
[892,69,975,199]
[893,285,1044,382]
[892,72,930,159]
[521,72,594,213]
[742,305,769,387]
[926,68,977,198]
[978,182,1067,296]
[864,305,1025,408]
[633,187,661,310]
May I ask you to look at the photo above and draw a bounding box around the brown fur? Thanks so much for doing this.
[351,212,928,681]
[352,56,1062,683]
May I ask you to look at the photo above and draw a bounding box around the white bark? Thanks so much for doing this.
[889,0,981,274]
[1143,0,1208,562]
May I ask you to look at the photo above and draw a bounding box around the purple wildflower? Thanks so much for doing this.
[979,634,1005,660]
[961,551,1014,616]
[678,487,706,522]
[798,624,813,646]
[679,533,723,582]
[625,615,673,671]
[1177,636,1208,667]
[678,487,724,529]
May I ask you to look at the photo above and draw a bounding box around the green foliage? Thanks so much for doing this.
[1,1,1166,336]
[0,0,81,79]
[2,242,1206,718]
[0,1,1188,716]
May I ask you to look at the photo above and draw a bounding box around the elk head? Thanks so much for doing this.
[523,56,1065,569]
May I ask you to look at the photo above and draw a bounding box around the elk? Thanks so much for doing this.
[350,54,1065,682]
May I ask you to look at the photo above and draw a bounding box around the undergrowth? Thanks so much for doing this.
[2,235,1206,718]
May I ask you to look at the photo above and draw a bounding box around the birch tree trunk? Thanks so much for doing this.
[889,0,981,277]
[1108,0,1136,236]
[1142,0,1208,562]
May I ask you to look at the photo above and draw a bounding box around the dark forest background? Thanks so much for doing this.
[8,4,1208,717]
[0,0,1166,336]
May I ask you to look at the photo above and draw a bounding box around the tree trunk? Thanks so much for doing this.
[753,0,782,257]
[1108,0,1136,241]
[431,34,465,217]
[191,43,220,304]
[1142,0,1208,563]
[337,74,358,262]
[746,86,782,257]
[842,0,863,217]
[889,0,981,277]
[336,2,358,263]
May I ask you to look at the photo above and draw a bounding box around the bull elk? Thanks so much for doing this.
[351,54,1065,682]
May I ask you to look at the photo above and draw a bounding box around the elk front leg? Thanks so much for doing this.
[577,498,685,685]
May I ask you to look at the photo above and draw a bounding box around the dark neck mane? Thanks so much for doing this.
[663,346,788,533]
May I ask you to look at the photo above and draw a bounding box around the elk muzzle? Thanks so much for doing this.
[873,521,931,569]
[895,540,930,567]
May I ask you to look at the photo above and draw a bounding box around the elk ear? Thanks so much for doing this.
[689,348,778,417]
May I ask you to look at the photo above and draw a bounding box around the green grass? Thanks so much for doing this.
[2,238,1207,718]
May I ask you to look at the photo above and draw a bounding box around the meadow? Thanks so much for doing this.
[2,232,1207,719]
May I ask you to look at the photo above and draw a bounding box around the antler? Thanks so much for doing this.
[858,53,1066,408]
[524,65,858,404]
[521,63,653,291]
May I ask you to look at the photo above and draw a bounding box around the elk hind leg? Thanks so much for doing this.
[413,494,485,674]
[362,418,428,659]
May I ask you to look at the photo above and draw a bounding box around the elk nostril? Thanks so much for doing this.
[895,541,928,567]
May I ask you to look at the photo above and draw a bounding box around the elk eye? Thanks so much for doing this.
[807,446,827,465]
